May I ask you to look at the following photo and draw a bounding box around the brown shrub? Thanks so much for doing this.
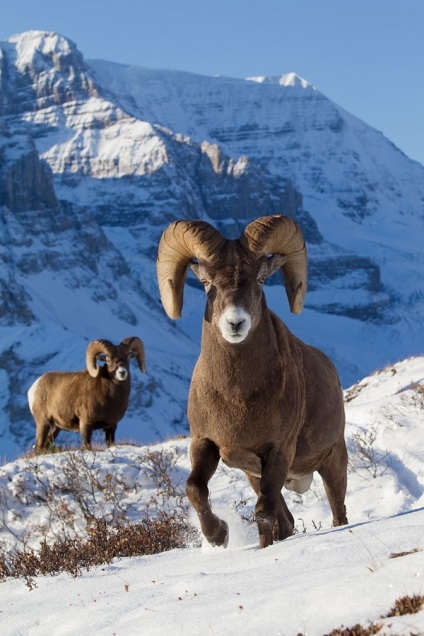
[323,623,382,636]
[0,511,198,590]
[385,593,424,617]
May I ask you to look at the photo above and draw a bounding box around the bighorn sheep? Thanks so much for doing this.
[28,337,146,452]
[157,215,348,549]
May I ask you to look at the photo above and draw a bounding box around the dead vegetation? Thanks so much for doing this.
[389,547,421,559]
[386,593,424,617]
[0,512,194,590]
[323,592,424,636]
[0,446,199,589]
[323,624,382,636]
[348,425,391,479]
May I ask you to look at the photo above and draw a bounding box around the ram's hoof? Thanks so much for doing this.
[210,520,229,548]
[256,515,274,549]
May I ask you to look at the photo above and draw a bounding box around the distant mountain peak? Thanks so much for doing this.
[6,30,81,71]
[246,72,314,90]
[2,29,99,113]
[7,30,78,56]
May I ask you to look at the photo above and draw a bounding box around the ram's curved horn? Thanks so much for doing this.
[86,339,117,378]
[240,215,307,314]
[157,220,226,319]
[120,336,146,373]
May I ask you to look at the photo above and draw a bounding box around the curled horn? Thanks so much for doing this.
[120,336,146,373]
[240,215,307,314]
[156,220,227,319]
[86,339,117,378]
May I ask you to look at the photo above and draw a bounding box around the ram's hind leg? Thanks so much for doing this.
[104,425,117,447]
[186,438,229,548]
[46,425,60,446]
[318,436,349,527]
[34,418,54,453]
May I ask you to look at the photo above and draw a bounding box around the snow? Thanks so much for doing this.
[7,31,75,73]
[1,356,424,635]
[247,72,314,89]
[22,97,169,177]
[3,514,424,636]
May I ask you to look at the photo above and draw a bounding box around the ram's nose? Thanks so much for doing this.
[227,317,246,333]
[116,367,128,381]
[219,306,252,343]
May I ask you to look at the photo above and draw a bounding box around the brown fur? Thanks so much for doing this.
[186,248,348,548]
[29,338,145,451]
[156,217,348,549]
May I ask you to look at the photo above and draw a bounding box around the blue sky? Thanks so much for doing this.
[1,0,423,165]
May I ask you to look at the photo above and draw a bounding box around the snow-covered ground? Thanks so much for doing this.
[0,356,424,635]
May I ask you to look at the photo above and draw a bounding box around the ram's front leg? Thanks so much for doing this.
[255,444,293,548]
[104,425,117,447]
[186,437,229,547]
[79,422,93,450]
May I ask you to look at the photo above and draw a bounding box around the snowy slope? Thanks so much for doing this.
[0,357,423,635]
[1,512,423,636]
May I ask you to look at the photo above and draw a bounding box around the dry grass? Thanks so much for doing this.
[324,624,382,636]
[389,547,421,559]
[0,447,199,589]
[0,512,195,590]
[324,592,424,636]
[385,593,424,617]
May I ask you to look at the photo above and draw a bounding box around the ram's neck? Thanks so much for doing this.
[198,311,282,396]
[99,374,131,399]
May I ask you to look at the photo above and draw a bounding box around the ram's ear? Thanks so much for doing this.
[190,262,213,289]
[258,254,288,280]
[190,262,201,279]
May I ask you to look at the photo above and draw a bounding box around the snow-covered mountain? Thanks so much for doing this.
[0,30,423,460]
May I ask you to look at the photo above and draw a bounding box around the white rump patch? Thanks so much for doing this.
[27,378,40,414]
[218,306,252,343]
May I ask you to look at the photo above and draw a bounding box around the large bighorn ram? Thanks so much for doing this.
[28,337,146,452]
[157,215,348,549]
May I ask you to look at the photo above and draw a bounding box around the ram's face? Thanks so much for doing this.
[191,248,286,345]
[105,356,130,381]
[211,264,261,344]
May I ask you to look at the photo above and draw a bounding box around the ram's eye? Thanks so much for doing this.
[258,275,265,284]
[201,279,210,287]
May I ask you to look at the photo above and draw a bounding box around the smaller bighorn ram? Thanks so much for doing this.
[28,337,145,452]
[157,215,348,549]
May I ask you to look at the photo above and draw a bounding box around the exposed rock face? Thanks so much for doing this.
[0,132,58,212]
[198,142,300,222]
